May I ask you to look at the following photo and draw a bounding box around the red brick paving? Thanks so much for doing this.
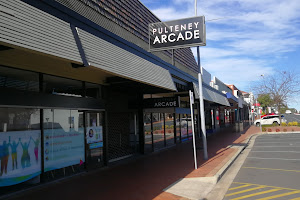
[9,125,260,200]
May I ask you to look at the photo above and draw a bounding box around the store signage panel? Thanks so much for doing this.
[44,129,85,172]
[143,97,180,108]
[0,130,41,187]
[149,16,206,51]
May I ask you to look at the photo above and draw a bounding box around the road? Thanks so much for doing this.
[223,133,300,200]
[283,114,300,123]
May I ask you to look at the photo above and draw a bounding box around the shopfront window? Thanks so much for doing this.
[144,113,152,153]
[0,66,39,92]
[187,114,193,139]
[176,114,181,142]
[165,113,175,146]
[0,108,41,187]
[181,114,188,141]
[43,109,84,179]
[86,82,102,99]
[86,112,104,169]
[43,75,83,97]
[153,113,165,151]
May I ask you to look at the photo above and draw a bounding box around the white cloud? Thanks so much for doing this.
[142,0,300,97]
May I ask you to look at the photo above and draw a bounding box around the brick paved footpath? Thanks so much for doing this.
[9,125,260,200]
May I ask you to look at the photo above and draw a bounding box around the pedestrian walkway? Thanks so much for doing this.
[6,125,260,200]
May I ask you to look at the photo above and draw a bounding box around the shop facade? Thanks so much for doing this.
[0,0,249,195]
[0,0,202,193]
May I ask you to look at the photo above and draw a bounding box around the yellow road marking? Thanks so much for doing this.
[290,198,300,200]
[230,189,281,200]
[225,186,265,197]
[243,167,300,173]
[256,191,300,200]
[229,184,251,191]
[233,182,299,191]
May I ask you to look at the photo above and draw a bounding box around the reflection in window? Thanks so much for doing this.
[165,113,174,146]
[86,112,104,167]
[0,65,39,92]
[43,75,83,97]
[181,114,188,141]
[0,108,41,187]
[144,113,152,153]
[43,109,84,174]
[176,114,181,142]
[152,113,164,151]
[86,82,102,99]
[187,114,192,139]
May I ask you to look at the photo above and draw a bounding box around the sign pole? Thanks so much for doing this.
[196,0,208,160]
[189,90,197,169]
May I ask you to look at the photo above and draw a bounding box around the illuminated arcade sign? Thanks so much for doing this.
[149,16,206,51]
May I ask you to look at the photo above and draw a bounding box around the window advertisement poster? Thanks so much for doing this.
[44,129,85,172]
[0,130,41,187]
[86,126,103,150]
[86,126,103,145]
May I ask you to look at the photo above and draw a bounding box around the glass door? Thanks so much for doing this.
[85,112,104,169]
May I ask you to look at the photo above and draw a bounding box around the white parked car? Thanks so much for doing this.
[254,115,287,126]
[285,110,292,114]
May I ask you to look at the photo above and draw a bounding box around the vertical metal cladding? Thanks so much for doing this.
[0,0,81,63]
[54,0,198,73]
[77,28,177,91]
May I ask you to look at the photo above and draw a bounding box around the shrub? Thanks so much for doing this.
[288,122,293,126]
[165,125,169,129]
[276,128,280,132]
[283,129,287,132]
[281,122,287,126]
[268,128,272,132]
[292,121,298,126]
[262,127,267,132]
[170,125,174,129]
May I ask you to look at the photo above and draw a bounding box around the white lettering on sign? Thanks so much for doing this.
[152,22,201,35]
[153,29,201,44]
[154,101,177,107]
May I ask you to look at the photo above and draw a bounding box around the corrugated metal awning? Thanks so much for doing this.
[78,28,176,91]
[193,82,230,107]
[226,92,238,102]
[0,1,82,63]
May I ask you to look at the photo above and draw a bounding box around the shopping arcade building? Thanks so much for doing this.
[0,0,249,194]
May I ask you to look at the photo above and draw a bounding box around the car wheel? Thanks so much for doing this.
[256,122,260,127]
[273,121,279,126]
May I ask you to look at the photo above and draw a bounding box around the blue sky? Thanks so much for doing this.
[140,0,300,110]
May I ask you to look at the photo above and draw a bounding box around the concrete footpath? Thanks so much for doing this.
[6,125,261,200]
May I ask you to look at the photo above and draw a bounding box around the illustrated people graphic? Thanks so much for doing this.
[31,137,40,163]
[0,140,9,176]
[20,138,31,169]
[8,136,21,170]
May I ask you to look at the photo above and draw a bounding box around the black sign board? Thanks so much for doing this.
[143,97,180,108]
[149,16,206,51]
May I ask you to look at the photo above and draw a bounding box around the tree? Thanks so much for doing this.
[255,70,300,115]
[257,94,273,113]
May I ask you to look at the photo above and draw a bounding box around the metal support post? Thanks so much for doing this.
[189,90,197,169]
